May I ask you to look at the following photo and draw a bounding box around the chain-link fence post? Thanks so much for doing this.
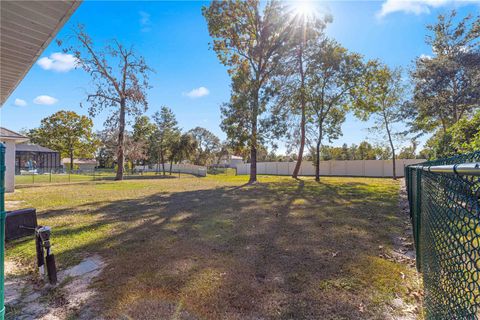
[414,168,422,272]
[0,144,6,319]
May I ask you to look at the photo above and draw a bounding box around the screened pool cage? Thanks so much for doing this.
[15,144,61,175]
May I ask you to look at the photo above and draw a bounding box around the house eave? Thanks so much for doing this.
[0,0,82,106]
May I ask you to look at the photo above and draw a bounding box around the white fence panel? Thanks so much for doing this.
[234,159,426,177]
[260,162,268,175]
[394,160,405,177]
[346,160,364,176]
[364,160,382,177]
[383,160,393,177]
[331,161,347,176]
[300,162,316,176]
[235,164,247,175]
[276,162,288,176]
[319,161,330,175]
[264,162,275,175]
[287,162,293,175]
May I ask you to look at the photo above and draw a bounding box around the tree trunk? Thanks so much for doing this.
[392,147,397,180]
[69,150,74,172]
[169,160,173,175]
[292,33,306,179]
[383,109,396,180]
[249,87,259,184]
[160,150,165,176]
[115,99,126,181]
[292,108,306,179]
[315,126,323,182]
[249,133,257,183]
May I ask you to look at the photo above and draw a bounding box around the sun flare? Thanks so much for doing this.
[292,0,315,18]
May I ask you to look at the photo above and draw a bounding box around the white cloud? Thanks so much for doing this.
[420,54,432,60]
[139,11,151,32]
[37,52,78,72]
[14,98,27,106]
[377,0,479,18]
[184,87,210,98]
[33,95,58,105]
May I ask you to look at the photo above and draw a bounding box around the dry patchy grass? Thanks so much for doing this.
[6,175,421,319]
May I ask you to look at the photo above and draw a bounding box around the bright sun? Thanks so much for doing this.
[293,1,315,17]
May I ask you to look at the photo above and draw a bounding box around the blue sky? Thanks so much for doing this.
[1,0,479,154]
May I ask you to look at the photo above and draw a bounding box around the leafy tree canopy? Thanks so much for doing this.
[407,11,479,133]
[420,111,480,159]
[28,110,98,170]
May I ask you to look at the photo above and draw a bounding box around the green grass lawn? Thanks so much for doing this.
[5,175,421,319]
[14,171,186,185]
[15,173,96,185]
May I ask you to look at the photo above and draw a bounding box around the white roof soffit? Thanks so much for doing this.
[0,0,82,106]
[0,127,29,142]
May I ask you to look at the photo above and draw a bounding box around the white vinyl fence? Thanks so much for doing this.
[134,164,207,177]
[235,159,426,178]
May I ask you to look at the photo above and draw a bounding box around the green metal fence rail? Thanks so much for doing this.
[405,151,480,320]
[0,144,6,320]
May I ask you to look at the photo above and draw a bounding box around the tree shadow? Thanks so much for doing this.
[12,178,411,319]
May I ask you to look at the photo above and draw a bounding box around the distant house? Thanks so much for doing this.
[0,127,29,192]
[62,158,97,171]
[218,155,244,168]
[16,143,61,174]
[229,155,244,168]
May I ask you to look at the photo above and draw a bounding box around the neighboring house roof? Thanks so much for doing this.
[16,143,58,153]
[219,155,243,161]
[0,127,29,142]
[62,158,97,165]
[1,1,82,105]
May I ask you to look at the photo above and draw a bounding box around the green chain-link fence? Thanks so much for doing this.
[405,151,480,319]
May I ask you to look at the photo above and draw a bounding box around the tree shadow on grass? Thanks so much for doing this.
[17,178,410,319]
